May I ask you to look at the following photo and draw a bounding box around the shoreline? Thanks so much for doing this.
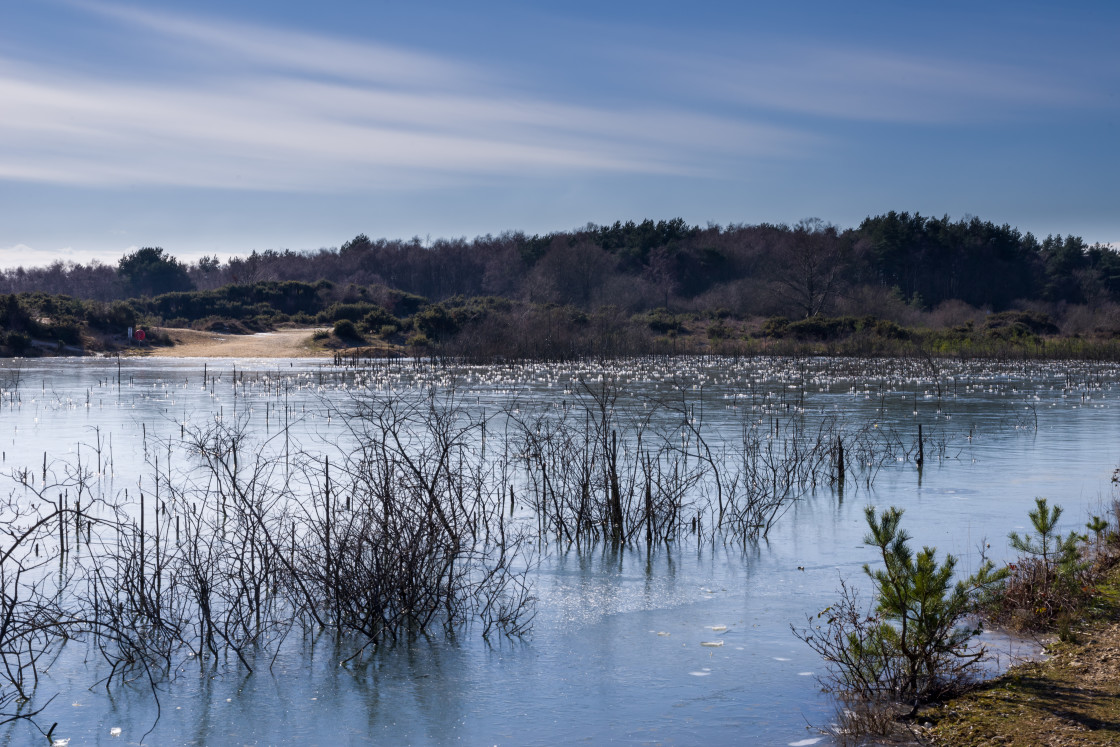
[921,562,1120,745]
[4,325,1120,362]
[927,618,1120,745]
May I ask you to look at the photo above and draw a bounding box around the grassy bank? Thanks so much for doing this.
[927,569,1120,746]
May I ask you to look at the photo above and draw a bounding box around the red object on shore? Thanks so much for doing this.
[135,329,146,342]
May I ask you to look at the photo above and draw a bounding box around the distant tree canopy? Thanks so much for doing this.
[856,212,1039,310]
[589,218,698,267]
[0,213,1116,326]
[118,247,193,297]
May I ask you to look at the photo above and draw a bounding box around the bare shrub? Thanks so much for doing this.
[0,387,539,734]
[927,299,984,329]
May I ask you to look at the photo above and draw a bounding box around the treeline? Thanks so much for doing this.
[6,214,1119,311]
[2,213,1119,356]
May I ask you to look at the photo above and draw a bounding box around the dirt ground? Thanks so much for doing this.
[145,328,331,358]
[927,621,1120,745]
[920,562,1120,747]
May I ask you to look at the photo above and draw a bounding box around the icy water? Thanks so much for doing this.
[0,355,1117,746]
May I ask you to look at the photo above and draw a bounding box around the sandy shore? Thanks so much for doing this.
[146,328,331,358]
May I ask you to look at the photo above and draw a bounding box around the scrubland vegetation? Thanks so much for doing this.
[3,213,1120,358]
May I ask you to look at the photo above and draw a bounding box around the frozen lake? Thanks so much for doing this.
[0,355,1116,745]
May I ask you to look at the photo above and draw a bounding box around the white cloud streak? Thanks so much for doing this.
[1,3,1095,194]
[670,44,1094,123]
[72,0,482,90]
[0,3,812,192]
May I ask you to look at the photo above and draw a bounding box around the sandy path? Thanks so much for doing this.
[147,328,331,358]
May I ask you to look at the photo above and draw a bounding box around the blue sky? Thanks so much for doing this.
[1,0,1117,267]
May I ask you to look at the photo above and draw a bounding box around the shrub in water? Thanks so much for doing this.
[796,506,1005,721]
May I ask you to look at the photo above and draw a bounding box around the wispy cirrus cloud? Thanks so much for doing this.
[0,3,814,192]
[663,43,1098,124]
[70,0,482,90]
[2,2,1102,198]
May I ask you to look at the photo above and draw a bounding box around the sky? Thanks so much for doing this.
[0,0,1117,267]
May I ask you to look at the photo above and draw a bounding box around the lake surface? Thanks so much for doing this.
[0,355,1116,746]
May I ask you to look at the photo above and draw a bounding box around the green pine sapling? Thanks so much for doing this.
[1008,497,1083,594]
[795,506,1006,709]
